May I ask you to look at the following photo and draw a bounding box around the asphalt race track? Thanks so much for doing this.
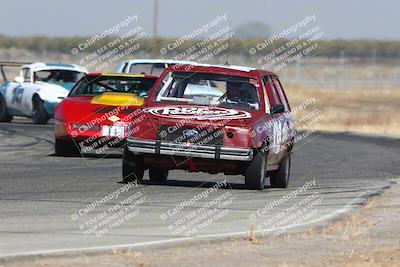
[0,118,399,258]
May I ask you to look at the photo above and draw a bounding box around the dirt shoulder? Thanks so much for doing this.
[2,179,400,267]
[285,86,400,137]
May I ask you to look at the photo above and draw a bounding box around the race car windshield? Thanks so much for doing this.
[34,70,85,84]
[70,76,157,98]
[156,71,260,110]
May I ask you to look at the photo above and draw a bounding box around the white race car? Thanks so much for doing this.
[116,59,224,100]
[115,59,196,76]
[0,62,87,124]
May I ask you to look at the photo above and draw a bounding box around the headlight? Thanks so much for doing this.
[54,120,68,137]
[127,123,137,139]
[71,124,100,131]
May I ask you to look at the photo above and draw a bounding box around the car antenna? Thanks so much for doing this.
[225,20,232,66]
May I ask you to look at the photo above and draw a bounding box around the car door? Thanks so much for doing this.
[8,68,36,116]
[3,81,21,115]
[6,68,28,114]
[19,82,38,116]
[263,76,289,164]
[271,77,293,156]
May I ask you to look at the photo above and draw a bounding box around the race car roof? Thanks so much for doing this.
[21,62,88,73]
[121,59,197,65]
[165,63,277,77]
[86,73,159,79]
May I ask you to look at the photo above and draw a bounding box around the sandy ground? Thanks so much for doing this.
[285,85,400,136]
[2,179,399,267]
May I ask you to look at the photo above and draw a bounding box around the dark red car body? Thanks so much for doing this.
[124,64,294,190]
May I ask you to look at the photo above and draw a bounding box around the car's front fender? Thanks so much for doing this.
[32,84,68,117]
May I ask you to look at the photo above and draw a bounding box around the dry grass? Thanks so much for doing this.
[285,84,400,136]
[246,224,262,244]
[338,247,400,267]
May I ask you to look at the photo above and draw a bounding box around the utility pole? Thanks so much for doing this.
[295,58,301,82]
[153,0,159,38]
[372,49,378,89]
[335,50,345,90]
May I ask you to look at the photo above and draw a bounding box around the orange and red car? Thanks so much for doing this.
[54,73,158,156]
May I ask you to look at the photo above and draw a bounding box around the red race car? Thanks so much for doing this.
[54,73,158,156]
[123,64,295,190]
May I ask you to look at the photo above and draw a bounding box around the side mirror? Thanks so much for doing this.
[270,104,285,115]
[14,76,24,83]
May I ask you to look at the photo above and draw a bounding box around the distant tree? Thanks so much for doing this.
[235,22,271,40]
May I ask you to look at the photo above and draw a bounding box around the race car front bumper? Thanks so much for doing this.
[127,139,253,161]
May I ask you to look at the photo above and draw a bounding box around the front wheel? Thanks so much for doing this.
[32,95,48,124]
[122,147,144,183]
[270,153,291,188]
[0,95,13,122]
[245,150,266,190]
[149,168,168,183]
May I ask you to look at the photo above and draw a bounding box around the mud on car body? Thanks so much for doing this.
[123,64,295,190]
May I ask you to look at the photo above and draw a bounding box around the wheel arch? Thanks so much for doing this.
[32,91,45,102]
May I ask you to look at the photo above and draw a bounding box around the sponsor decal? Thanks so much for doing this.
[182,129,199,138]
[108,115,121,122]
[144,106,252,120]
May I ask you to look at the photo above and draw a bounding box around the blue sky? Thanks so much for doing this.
[0,0,399,40]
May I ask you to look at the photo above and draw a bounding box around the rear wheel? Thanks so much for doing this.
[32,95,48,124]
[270,153,291,188]
[0,95,13,122]
[149,168,168,183]
[245,150,266,190]
[122,147,144,183]
[55,138,81,156]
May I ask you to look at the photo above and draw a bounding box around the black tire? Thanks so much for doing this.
[55,138,81,156]
[270,153,291,188]
[122,147,144,183]
[149,168,168,183]
[245,150,266,190]
[32,95,48,124]
[0,94,13,122]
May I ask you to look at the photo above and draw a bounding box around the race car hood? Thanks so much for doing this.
[49,82,76,91]
[55,92,144,125]
[35,82,71,102]
[91,92,144,106]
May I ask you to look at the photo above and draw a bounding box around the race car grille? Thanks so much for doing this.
[157,125,223,146]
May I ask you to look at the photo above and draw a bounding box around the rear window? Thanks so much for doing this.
[70,76,157,98]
